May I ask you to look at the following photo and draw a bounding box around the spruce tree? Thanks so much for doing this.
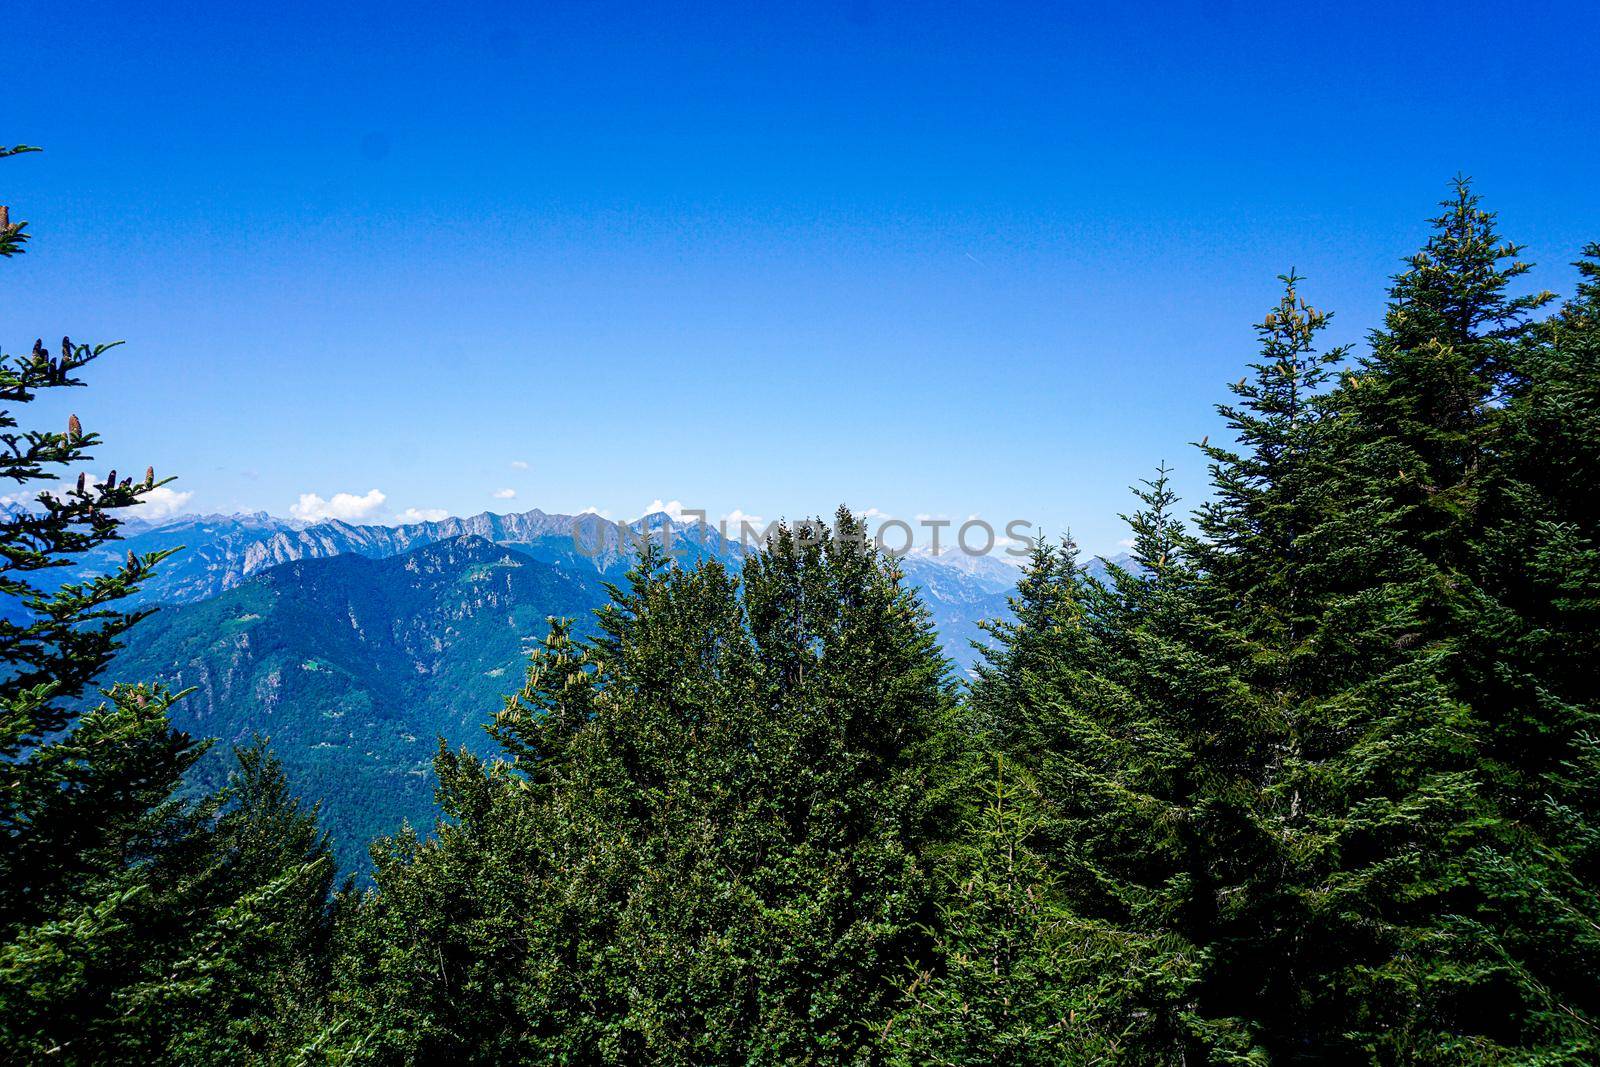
[1186,276,1351,1052]
[970,532,1088,752]
[1,141,184,893]
[1457,239,1600,1060]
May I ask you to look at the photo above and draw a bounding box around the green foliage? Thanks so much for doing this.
[886,758,1161,1064]
[1273,183,1600,1060]
[9,145,1600,1064]
[0,146,40,257]
[964,183,1600,1062]
[1,735,345,1063]
[335,512,965,1062]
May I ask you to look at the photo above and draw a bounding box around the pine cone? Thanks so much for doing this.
[76,472,86,493]
[144,466,155,488]
[67,414,82,440]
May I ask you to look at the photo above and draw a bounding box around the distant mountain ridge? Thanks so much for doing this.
[88,508,740,605]
[73,507,1136,667]
[81,507,1130,670]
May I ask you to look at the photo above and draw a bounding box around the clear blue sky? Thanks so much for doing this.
[6,0,1597,554]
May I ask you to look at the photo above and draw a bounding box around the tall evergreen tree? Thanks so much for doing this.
[339,512,964,1062]
[1454,238,1600,1060]
[1137,189,1600,1060]
[1195,271,1347,654]
[1234,184,1600,1059]
[970,532,1087,751]
[973,468,1269,1062]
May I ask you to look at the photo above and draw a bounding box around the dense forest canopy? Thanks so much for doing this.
[3,145,1599,1064]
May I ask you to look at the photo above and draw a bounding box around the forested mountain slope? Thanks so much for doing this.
[107,535,607,869]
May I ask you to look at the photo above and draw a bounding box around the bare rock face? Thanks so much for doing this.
[86,508,740,606]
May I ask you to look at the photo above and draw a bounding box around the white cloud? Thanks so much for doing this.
[492,488,517,500]
[133,485,194,520]
[1117,537,1135,549]
[510,460,530,470]
[641,498,691,522]
[395,507,449,524]
[7,482,195,523]
[721,508,765,529]
[577,505,612,518]
[291,489,387,523]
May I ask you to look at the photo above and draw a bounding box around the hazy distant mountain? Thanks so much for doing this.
[897,550,1016,667]
[897,545,1135,669]
[107,535,608,870]
[904,545,1023,589]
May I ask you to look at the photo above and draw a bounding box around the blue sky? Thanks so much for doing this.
[6,1,1597,555]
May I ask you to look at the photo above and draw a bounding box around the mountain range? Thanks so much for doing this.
[106,535,608,868]
[74,508,735,605]
[86,507,1034,670]
[62,507,1122,870]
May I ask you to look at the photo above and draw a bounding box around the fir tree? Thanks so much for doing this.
[970,532,1087,751]
[1256,184,1600,1059]
[974,468,1267,1061]
[1456,239,1600,1060]
[886,757,1145,1065]
[338,511,965,1062]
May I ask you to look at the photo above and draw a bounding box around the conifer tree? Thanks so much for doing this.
[1292,185,1600,1062]
[1454,239,1600,1060]
[338,512,965,1062]
[886,758,1139,1064]
[1233,185,1600,1059]
[1,142,184,884]
[1195,272,1347,655]
[973,469,1268,1061]
[733,510,963,1058]
[1185,276,1352,1050]
[970,532,1087,751]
